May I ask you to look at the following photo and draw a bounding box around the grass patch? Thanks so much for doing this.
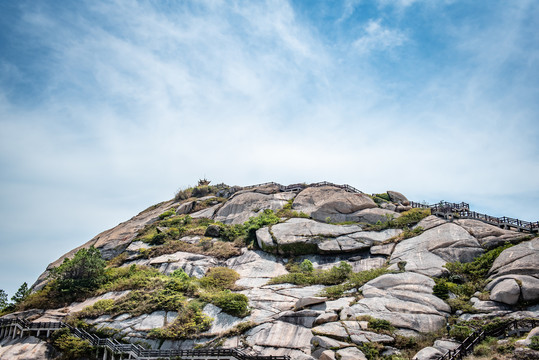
[432,243,514,313]
[268,261,353,286]
[321,266,391,298]
[363,208,430,231]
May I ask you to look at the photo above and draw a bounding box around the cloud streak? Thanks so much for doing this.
[0,0,537,298]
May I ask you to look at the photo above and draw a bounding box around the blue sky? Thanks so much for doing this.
[0,0,538,298]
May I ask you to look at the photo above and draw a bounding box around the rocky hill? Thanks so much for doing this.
[1,182,538,360]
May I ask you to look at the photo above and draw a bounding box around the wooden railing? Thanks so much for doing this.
[242,181,364,194]
[440,318,538,360]
[0,318,290,360]
[410,201,538,233]
[242,183,538,233]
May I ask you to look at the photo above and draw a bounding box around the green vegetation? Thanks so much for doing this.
[530,336,539,350]
[363,208,430,232]
[50,246,107,295]
[275,199,310,219]
[449,324,473,341]
[64,265,248,339]
[321,266,391,298]
[433,243,514,313]
[51,327,94,360]
[368,317,394,332]
[268,260,390,299]
[268,261,353,286]
[175,184,220,201]
[374,193,391,202]
[444,243,513,281]
[148,301,212,339]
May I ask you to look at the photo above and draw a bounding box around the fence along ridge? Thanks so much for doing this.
[0,318,290,360]
[241,182,537,232]
[410,200,539,233]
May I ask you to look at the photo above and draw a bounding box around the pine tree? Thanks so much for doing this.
[11,282,30,305]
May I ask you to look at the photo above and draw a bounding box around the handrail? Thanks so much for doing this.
[0,318,290,360]
[439,318,538,360]
[410,201,538,233]
[242,181,364,194]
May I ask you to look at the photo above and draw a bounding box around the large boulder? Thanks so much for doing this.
[214,191,294,224]
[488,278,521,305]
[258,218,400,255]
[245,321,312,352]
[389,223,483,277]
[488,238,539,278]
[387,191,410,206]
[347,208,400,224]
[486,275,539,303]
[339,272,450,333]
[0,336,54,360]
[455,219,529,249]
[292,186,376,222]
[226,250,288,288]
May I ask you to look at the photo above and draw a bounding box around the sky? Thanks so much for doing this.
[0,0,538,299]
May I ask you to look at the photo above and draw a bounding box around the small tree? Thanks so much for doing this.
[0,289,8,311]
[50,246,106,294]
[11,282,30,305]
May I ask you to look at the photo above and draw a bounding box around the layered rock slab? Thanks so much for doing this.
[214,191,295,224]
[455,219,529,249]
[340,272,450,333]
[258,218,400,255]
[389,223,483,277]
[486,238,539,304]
[292,186,377,222]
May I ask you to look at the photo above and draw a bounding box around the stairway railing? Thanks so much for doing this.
[0,318,290,360]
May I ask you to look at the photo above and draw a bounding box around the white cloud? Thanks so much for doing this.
[0,0,538,298]
[353,19,407,54]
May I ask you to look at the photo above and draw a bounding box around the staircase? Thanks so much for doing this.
[0,318,290,360]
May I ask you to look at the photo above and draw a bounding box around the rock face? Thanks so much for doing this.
[389,223,483,277]
[214,192,294,224]
[485,238,539,304]
[292,186,377,222]
[6,181,539,360]
[387,191,410,206]
[340,272,450,333]
[0,336,54,360]
[489,238,539,278]
[455,219,529,249]
[258,218,400,255]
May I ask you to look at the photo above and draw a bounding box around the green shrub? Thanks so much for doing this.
[51,328,94,359]
[269,261,353,286]
[299,259,314,273]
[433,280,450,300]
[49,247,107,297]
[444,243,513,281]
[359,342,383,360]
[528,336,539,350]
[394,208,430,228]
[473,343,492,356]
[148,301,213,339]
[158,209,176,219]
[375,193,391,202]
[322,266,391,297]
[199,267,240,290]
[206,290,249,317]
[449,324,472,341]
[368,318,394,332]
